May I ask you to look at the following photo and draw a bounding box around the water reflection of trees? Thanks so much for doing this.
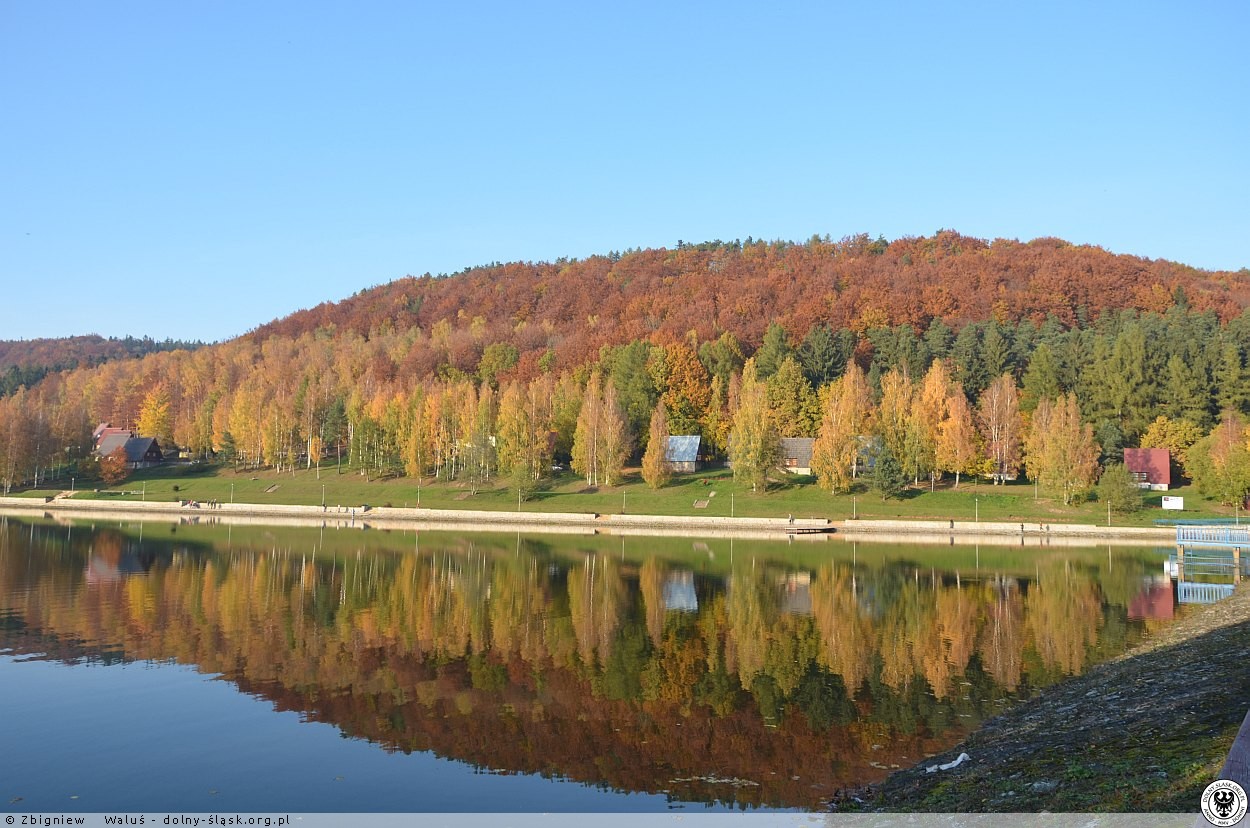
[0,521,1159,809]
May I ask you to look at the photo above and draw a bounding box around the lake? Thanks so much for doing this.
[0,515,1183,812]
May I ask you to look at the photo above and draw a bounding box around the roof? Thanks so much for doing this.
[96,434,161,463]
[95,432,131,458]
[1123,447,1170,484]
[93,426,132,449]
[780,437,815,467]
[665,435,701,463]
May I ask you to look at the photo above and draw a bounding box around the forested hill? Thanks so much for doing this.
[0,335,203,397]
[4,230,1250,498]
[254,231,1249,373]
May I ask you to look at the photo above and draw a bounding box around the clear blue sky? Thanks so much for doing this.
[3,1,1248,343]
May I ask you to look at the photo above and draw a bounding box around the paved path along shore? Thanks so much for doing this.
[0,494,1176,543]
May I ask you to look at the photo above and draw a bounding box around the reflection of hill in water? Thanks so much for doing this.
[0,520,1169,809]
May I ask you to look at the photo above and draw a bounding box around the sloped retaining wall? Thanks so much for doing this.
[0,496,831,536]
[838,518,1173,541]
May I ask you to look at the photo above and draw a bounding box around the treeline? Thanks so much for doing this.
[2,232,1249,500]
[0,334,204,397]
[2,304,1250,502]
[252,231,1249,377]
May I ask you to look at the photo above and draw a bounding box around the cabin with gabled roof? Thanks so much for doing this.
[665,435,702,474]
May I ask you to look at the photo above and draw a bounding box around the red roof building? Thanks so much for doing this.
[1123,447,1170,490]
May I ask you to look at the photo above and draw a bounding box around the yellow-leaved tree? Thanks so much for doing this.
[641,402,672,490]
[1024,393,1100,505]
[136,384,173,447]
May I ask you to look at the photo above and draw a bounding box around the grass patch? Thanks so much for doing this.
[20,462,1231,526]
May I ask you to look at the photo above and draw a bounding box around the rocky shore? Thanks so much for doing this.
[849,584,1250,813]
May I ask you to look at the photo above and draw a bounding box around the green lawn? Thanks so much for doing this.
[35,461,1231,527]
[8,489,62,499]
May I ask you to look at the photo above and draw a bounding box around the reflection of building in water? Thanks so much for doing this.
[1128,577,1175,620]
[662,570,698,611]
[778,571,811,615]
[84,534,156,585]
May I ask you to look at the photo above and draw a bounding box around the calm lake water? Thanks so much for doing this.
[0,516,1181,812]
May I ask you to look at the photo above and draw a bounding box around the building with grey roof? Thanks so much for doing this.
[665,435,702,473]
[778,437,815,475]
[95,433,164,469]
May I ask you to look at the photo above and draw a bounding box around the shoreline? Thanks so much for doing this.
[858,583,1250,812]
[0,494,1177,543]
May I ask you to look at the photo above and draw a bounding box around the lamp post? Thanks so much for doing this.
[321,484,325,509]
[230,482,234,504]
[975,497,979,522]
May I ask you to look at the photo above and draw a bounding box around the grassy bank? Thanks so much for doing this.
[47,462,1232,527]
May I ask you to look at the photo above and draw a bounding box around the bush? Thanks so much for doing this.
[1098,462,1143,513]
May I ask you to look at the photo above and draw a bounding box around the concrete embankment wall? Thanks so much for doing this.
[838,518,1174,543]
[0,496,831,538]
[1,496,1181,543]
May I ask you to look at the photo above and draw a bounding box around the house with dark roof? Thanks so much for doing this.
[95,433,164,469]
[1124,448,1170,490]
[778,437,815,475]
[665,435,702,473]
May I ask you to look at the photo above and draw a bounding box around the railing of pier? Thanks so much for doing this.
[1176,525,1250,547]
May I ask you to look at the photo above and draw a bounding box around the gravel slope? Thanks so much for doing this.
[850,584,1250,812]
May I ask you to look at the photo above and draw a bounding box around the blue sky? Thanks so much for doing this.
[3,1,1247,343]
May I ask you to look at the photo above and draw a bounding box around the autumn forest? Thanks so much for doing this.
[3,230,1250,505]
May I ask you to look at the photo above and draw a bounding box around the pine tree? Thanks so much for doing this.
[797,324,853,387]
[871,442,907,500]
[1161,354,1211,429]
[981,324,1013,382]
[1021,342,1061,413]
[950,324,986,400]
[1216,341,1247,415]
[765,356,820,436]
[754,322,792,380]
